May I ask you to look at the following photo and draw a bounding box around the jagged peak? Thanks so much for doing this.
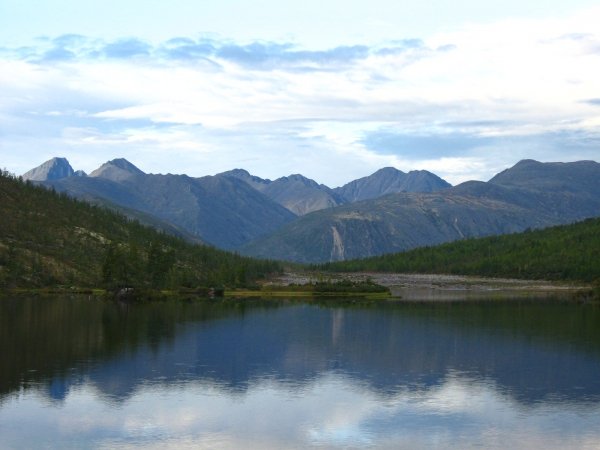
[22,157,75,181]
[90,158,144,181]
[372,166,406,176]
[284,174,311,182]
[218,168,272,186]
[274,174,321,188]
[49,156,69,165]
[105,158,144,173]
[514,159,541,166]
[225,168,251,176]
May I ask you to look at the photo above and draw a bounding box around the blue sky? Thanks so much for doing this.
[1,0,600,185]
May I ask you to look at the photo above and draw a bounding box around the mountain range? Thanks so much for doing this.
[26,158,295,250]
[22,157,600,263]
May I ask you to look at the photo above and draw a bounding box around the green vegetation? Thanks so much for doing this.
[0,170,282,291]
[228,278,390,299]
[319,218,600,283]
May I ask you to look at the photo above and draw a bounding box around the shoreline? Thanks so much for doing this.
[0,272,593,302]
[270,272,590,301]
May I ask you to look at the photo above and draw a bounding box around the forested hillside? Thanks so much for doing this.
[319,218,600,282]
[0,171,282,290]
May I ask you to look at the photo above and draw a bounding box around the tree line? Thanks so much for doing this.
[318,218,600,283]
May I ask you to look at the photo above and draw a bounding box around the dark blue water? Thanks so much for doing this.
[1,296,599,449]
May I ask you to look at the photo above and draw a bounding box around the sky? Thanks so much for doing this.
[1,0,600,186]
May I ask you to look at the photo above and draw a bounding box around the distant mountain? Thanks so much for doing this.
[489,159,600,192]
[260,175,346,216]
[34,159,296,249]
[452,159,600,220]
[220,166,449,216]
[22,158,600,262]
[218,170,345,215]
[22,157,76,181]
[241,191,539,263]
[89,158,145,182]
[333,167,451,202]
[218,169,271,192]
[242,160,600,263]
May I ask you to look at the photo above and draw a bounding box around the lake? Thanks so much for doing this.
[1,295,599,449]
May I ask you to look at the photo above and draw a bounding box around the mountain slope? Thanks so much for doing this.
[90,158,145,182]
[241,191,543,263]
[0,170,282,289]
[260,174,346,215]
[39,159,296,249]
[242,160,600,263]
[320,217,600,283]
[334,167,451,202]
[219,166,450,216]
[218,170,345,215]
[217,169,271,191]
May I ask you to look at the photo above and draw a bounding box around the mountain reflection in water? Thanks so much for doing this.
[1,296,599,449]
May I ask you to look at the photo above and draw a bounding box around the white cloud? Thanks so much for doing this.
[2,6,600,184]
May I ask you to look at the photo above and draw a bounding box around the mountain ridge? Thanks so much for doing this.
[21,157,600,263]
[333,166,452,202]
[89,158,145,182]
[29,158,296,250]
[241,159,600,262]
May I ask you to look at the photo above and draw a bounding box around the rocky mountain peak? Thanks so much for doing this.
[225,168,251,177]
[334,166,450,202]
[489,159,600,192]
[22,157,75,181]
[90,158,144,182]
[107,158,144,173]
[373,167,405,176]
[217,168,272,191]
[282,174,318,187]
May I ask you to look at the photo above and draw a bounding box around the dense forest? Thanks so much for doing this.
[0,170,282,290]
[319,218,600,283]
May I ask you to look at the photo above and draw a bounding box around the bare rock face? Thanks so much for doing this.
[333,167,451,202]
[260,174,346,216]
[89,158,145,182]
[221,167,452,216]
[218,170,346,216]
[22,157,76,181]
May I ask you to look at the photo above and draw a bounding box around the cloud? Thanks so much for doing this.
[2,7,600,186]
[362,131,494,159]
[40,47,76,62]
[159,37,215,60]
[0,35,434,71]
[33,34,91,62]
[103,38,152,58]
[158,38,377,70]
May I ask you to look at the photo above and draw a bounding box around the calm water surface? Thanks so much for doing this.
[1,296,600,449]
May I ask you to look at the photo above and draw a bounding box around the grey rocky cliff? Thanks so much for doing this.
[22,157,75,181]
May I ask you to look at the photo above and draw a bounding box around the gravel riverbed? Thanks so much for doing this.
[270,272,588,301]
